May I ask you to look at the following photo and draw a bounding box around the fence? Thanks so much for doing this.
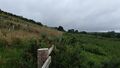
[37,45,54,68]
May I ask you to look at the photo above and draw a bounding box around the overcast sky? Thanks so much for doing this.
[0,0,120,32]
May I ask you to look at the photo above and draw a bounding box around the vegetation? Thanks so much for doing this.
[0,9,43,26]
[89,31,120,38]
[0,9,62,68]
[68,29,79,33]
[0,38,38,68]
[50,33,120,68]
[1,9,120,68]
[53,26,65,32]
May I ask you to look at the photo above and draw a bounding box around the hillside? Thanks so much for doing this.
[0,9,62,45]
[0,10,62,68]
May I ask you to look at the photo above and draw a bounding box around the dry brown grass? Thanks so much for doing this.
[0,11,63,45]
[0,25,63,45]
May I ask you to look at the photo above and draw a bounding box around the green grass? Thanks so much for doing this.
[50,33,120,68]
[0,39,37,68]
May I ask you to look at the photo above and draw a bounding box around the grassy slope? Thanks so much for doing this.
[0,10,62,68]
[0,10,62,45]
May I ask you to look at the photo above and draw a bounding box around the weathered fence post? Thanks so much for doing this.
[37,48,49,68]
[37,45,54,68]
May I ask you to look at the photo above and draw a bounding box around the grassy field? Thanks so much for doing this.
[50,33,120,68]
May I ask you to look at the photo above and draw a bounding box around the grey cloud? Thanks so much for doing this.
[0,0,120,32]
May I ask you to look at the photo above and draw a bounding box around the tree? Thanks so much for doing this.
[75,30,79,33]
[106,31,115,38]
[57,26,65,31]
[80,31,87,34]
[68,29,75,33]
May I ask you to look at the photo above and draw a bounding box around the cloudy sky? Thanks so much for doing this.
[0,0,120,32]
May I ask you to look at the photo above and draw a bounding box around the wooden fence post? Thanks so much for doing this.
[37,48,49,68]
[37,45,54,68]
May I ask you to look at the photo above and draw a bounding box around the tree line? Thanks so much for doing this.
[55,26,120,38]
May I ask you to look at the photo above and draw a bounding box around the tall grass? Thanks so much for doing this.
[50,33,120,68]
[0,9,63,68]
